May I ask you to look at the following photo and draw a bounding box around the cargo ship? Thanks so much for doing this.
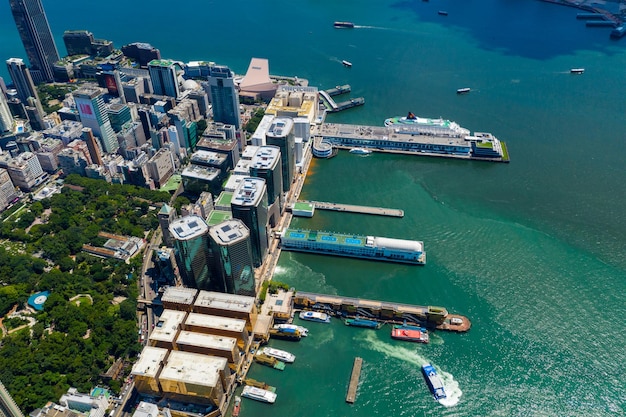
[241,386,277,404]
[334,21,355,28]
[344,317,382,329]
[384,112,470,137]
[299,310,331,323]
[421,364,447,400]
[391,323,429,343]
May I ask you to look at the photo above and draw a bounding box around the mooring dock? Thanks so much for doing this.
[293,292,471,332]
[346,357,363,403]
[319,91,365,113]
[296,200,404,217]
[325,84,351,96]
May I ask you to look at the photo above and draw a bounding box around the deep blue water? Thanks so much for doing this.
[2,1,626,415]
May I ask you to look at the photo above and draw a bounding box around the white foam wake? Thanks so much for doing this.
[360,331,462,407]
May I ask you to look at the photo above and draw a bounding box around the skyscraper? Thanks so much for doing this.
[81,127,103,166]
[207,65,241,129]
[73,86,119,153]
[148,59,182,99]
[249,145,283,215]
[9,0,60,83]
[6,58,40,105]
[0,93,14,134]
[265,117,295,193]
[208,219,255,297]
[231,177,268,267]
[169,215,211,290]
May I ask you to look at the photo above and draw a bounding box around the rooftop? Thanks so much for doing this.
[150,309,187,343]
[181,164,221,181]
[161,286,198,305]
[159,350,227,388]
[206,210,232,226]
[185,313,246,333]
[208,219,249,244]
[168,215,208,241]
[131,346,168,378]
[283,228,424,252]
[194,290,256,314]
[251,145,281,169]
[176,330,237,352]
[232,177,266,207]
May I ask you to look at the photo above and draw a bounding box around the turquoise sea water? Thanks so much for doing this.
[2,0,626,415]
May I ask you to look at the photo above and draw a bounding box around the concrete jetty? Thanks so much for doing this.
[346,357,363,403]
[297,200,404,217]
[326,84,351,96]
[293,291,471,332]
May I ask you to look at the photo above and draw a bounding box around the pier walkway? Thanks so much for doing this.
[346,357,363,403]
[297,200,404,217]
[319,90,338,110]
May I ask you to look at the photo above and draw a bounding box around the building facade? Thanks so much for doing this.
[265,117,295,193]
[73,86,119,153]
[208,219,255,297]
[231,177,268,267]
[169,215,211,290]
[207,65,240,129]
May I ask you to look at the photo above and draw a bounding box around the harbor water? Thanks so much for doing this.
[2,0,626,415]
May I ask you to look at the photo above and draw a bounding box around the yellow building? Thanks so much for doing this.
[265,86,318,124]
[158,350,228,407]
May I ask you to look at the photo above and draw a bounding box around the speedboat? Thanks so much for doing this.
[456,87,471,94]
[421,363,447,400]
[342,60,352,67]
[299,310,331,323]
[570,68,585,74]
[349,147,372,155]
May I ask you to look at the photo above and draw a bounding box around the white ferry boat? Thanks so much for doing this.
[241,386,277,404]
[299,310,331,323]
[384,112,470,137]
[349,147,372,155]
[273,323,309,337]
[260,347,296,363]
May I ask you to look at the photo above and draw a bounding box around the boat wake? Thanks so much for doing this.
[438,368,463,407]
[360,332,462,407]
[354,25,389,30]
